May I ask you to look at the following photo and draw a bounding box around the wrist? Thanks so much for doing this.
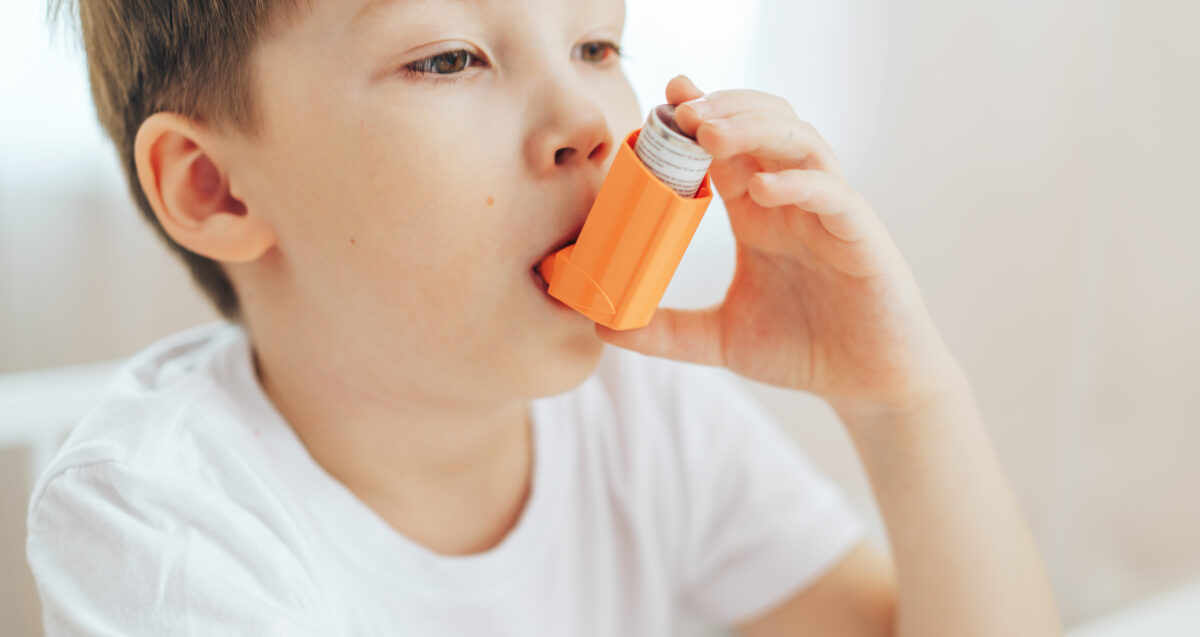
[827,354,973,434]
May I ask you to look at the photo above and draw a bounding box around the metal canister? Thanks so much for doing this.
[632,104,714,198]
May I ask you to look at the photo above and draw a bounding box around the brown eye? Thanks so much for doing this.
[431,50,471,74]
[577,41,621,63]
[407,50,476,76]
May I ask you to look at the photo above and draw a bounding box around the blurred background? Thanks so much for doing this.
[2,0,1198,635]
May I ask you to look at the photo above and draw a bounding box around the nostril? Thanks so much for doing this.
[554,148,576,165]
[587,142,606,161]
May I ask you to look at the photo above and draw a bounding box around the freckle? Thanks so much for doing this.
[486,196,495,206]
[349,237,356,245]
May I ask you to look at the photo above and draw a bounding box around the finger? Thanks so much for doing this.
[665,74,705,106]
[692,110,844,176]
[747,169,872,243]
[594,305,725,368]
[674,88,794,138]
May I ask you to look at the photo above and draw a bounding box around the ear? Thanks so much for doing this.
[133,112,276,263]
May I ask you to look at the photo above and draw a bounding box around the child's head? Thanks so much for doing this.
[59,0,642,398]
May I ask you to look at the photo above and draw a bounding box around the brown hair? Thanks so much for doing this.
[50,0,308,320]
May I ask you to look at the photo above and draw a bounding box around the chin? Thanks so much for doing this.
[525,327,607,398]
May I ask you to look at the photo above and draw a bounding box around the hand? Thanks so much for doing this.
[595,75,962,413]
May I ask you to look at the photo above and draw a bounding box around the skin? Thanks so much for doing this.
[132,0,1062,633]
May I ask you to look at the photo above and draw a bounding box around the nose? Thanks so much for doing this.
[526,89,615,176]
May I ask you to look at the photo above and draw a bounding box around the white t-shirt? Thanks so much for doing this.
[26,321,863,636]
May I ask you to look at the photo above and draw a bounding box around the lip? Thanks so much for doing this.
[531,223,585,276]
[530,184,601,277]
[530,261,573,310]
[531,265,549,290]
[531,266,551,294]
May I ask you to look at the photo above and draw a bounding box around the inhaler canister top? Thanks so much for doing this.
[632,104,713,198]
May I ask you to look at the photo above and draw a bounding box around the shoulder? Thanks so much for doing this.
[27,320,276,524]
[26,459,331,634]
[24,322,331,633]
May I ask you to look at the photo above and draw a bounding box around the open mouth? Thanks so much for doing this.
[530,227,583,311]
[531,265,550,292]
[530,227,583,286]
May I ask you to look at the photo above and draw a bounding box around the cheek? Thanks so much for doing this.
[351,136,495,251]
[327,128,516,304]
[256,76,518,297]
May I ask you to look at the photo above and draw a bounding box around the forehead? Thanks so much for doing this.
[350,0,621,24]
[258,0,625,64]
[352,0,485,23]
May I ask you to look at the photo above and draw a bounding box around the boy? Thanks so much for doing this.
[28,0,1061,634]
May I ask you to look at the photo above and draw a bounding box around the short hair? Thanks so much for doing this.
[50,0,309,320]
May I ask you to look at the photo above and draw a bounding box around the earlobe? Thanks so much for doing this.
[133,112,276,263]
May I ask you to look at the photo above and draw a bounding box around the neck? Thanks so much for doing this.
[250,337,532,503]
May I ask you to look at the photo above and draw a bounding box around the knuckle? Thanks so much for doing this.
[704,88,735,107]
[773,93,795,114]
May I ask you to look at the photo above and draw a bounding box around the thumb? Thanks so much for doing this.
[593,305,725,368]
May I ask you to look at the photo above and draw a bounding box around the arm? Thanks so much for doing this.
[739,365,1061,637]
[596,74,1061,636]
[833,368,1059,637]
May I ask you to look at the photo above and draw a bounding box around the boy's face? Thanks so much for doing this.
[229,0,641,401]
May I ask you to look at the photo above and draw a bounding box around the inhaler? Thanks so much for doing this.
[536,103,715,330]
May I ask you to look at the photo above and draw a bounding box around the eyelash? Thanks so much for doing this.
[401,41,626,85]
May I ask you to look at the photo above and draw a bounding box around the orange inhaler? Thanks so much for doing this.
[536,127,714,330]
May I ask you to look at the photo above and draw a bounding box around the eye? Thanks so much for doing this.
[402,49,485,83]
[575,40,624,64]
[400,40,624,85]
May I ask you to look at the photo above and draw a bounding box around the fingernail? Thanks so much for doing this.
[682,97,711,119]
[757,172,779,184]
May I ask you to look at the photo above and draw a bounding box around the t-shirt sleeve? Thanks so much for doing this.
[665,360,866,626]
[26,461,330,636]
